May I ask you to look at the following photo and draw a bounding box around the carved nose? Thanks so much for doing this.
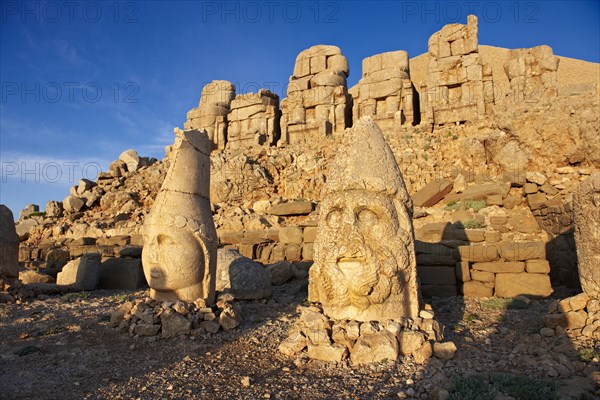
[145,242,159,264]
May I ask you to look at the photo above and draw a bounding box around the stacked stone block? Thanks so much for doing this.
[421,15,494,126]
[504,45,559,103]
[279,45,351,145]
[184,80,236,150]
[227,89,281,149]
[350,50,417,131]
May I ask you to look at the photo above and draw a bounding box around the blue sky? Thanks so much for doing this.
[1,0,599,217]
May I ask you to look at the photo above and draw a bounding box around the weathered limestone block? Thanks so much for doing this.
[462,280,494,297]
[573,172,600,299]
[216,248,271,300]
[280,45,351,146]
[185,80,235,150]
[309,118,420,321]
[504,45,559,103]
[62,195,85,213]
[411,179,453,207]
[350,330,399,365]
[45,200,63,218]
[267,201,313,216]
[351,50,417,129]
[142,128,218,304]
[99,258,146,289]
[227,89,281,149]
[0,205,19,278]
[495,273,552,298]
[56,253,101,290]
[472,261,525,273]
[422,15,494,126]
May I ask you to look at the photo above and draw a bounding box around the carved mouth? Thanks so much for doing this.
[336,257,366,278]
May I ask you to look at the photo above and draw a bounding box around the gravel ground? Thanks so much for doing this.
[1,281,598,400]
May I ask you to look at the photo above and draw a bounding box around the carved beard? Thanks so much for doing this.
[319,237,409,311]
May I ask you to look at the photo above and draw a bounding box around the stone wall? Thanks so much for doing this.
[350,50,417,131]
[185,80,236,150]
[227,89,281,149]
[279,45,351,145]
[504,45,559,103]
[421,15,494,127]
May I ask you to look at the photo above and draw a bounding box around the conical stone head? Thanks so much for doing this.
[309,117,420,321]
[142,128,218,304]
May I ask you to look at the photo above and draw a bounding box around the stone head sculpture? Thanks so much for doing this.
[309,118,420,321]
[142,128,218,304]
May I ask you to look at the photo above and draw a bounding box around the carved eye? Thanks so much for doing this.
[326,209,342,229]
[357,208,378,226]
[157,234,175,246]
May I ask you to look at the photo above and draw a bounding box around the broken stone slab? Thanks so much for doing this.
[119,149,144,173]
[62,195,86,213]
[216,248,271,300]
[267,201,313,216]
[411,179,453,207]
[0,205,19,277]
[56,253,101,290]
[307,343,348,362]
[265,261,294,286]
[459,183,509,201]
[160,309,191,338]
[76,179,97,195]
[99,258,146,290]
[15,218,39,241]
[350,330,399,365]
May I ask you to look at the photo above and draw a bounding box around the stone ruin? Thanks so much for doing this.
[542,172,600,340]
[421,15,494,127]
[227,89,281,149]
[142,128,218,304]
[350,51,417,129]
[0,205,19,279]
[504,45,560,103]
[279,45,352,145]
[280,119,453,365]
[185,80,236,150]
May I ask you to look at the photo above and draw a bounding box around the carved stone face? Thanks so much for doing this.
[314,190,411,315]
[142,225,205,300]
